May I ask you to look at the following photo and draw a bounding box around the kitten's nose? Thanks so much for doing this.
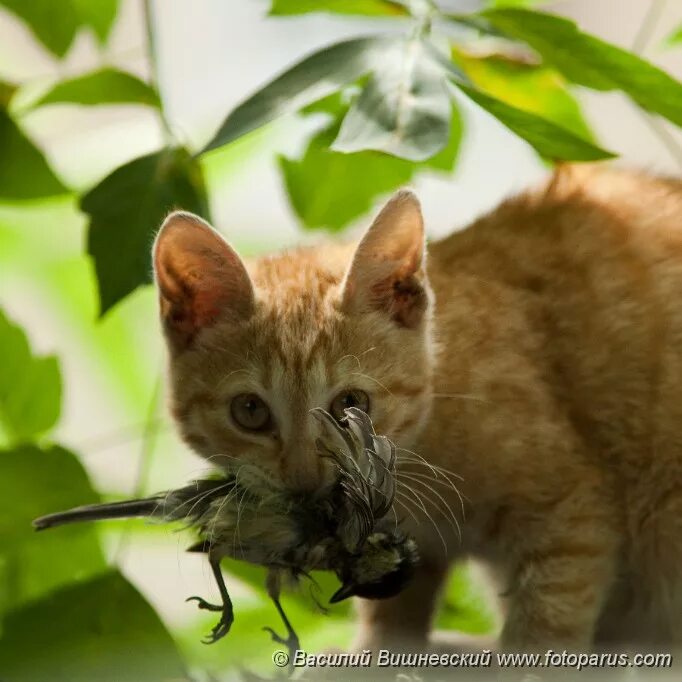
[281,451,323,493]
[280,441,327,493]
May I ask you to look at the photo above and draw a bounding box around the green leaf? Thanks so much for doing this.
[452,48,594,140]
[665,24,682,48]
[82,148,209,315]
[0,108,68,200]
[270,0,408,16]
[0,444,105,616]
[483,8,682,127]
[71,0,119,43]
[0,310,62,443]
[202,36,395,153]
[435,564,496,634]
[0,81,16,108]
[0,0,80,57]
[486,0,545,6]
[0,571,186,682]
[456,84,614,161]
[31,68,160,109]
[0,0,118,57]
[281,96,461,230]
[422,103,463,171]
[333,38,452,161]
[281,127,413,230]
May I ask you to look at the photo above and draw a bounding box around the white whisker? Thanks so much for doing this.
[395,487,448,555]
[432,392,489,403]
[397,473,461,541]
[393,495,420,526]
[397,448,467,522]
[350,371,395,397]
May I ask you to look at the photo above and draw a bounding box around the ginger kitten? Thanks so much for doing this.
[152,164,682,653]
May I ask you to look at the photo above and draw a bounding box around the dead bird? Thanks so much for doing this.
[33,408,418,659]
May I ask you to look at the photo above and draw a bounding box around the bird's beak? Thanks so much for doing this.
[329,583,357,604]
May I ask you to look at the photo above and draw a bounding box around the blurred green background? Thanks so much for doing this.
[1,1,681,680]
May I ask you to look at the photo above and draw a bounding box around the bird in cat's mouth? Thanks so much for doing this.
[33,408,418,664]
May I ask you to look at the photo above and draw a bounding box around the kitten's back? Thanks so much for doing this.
[427,165,682,641]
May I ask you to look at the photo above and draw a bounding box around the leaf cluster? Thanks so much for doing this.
[3,0,680,310]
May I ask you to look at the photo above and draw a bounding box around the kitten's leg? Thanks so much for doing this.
[353,559,449,652]
[500,482,619,651]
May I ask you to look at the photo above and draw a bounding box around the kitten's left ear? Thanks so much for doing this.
[340,190,429,328]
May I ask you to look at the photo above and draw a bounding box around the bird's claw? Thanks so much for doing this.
[263,626,300,659]
[201,614,232,644]
[186,595,223,612]
[187,595,233,643]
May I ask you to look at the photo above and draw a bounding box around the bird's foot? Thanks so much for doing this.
[186,595,233,643]
[263,625,300,661]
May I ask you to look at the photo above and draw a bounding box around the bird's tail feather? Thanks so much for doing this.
[33,497,162,531]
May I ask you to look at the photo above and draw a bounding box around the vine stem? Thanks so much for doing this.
[143,0,175,145]
[114,374,163,562]
[631,0,667,53]
[629,0,682,171]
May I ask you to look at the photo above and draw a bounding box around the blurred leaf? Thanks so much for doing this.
[483,8,682,127]
[0,80,16,108]
[281,127,412,230]
[281,99,461,230]
[443,14,503,38]
[0,571,186,682]
[421,103,463,171]
[270,0,408,16]
[665,24,682,48]
[452,48,594,140]
[425,42,612,159]
[486,0,545,6]
[0,309,61,443]
[333,38,452,161]
[83,147,209,315]
[435,564,496,634]
[0,0,80,57]
[202,36,395,153]
[457,85,613,160]
[31,68,160,110]
[0,0,118,57]
[0,444,105,616]
[71,0,119,43]
[0,109,68,200]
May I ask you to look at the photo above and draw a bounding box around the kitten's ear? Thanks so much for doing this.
[340,191,429,328]
[153,211,254,348]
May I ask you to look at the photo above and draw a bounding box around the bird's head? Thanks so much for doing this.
[329,530,418,603]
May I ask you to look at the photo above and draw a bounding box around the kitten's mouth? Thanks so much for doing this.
[216,456,337,506]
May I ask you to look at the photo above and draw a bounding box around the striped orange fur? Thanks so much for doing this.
[153,165,682,654]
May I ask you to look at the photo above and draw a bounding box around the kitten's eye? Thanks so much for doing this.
[330,389,370,422]
[230,393,272,432]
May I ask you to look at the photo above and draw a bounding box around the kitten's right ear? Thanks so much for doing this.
[153,211,254,349]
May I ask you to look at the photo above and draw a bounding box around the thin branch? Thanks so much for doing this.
[114,374,163,561]
[631,0,667,54]
[142,0,174,144]
[629,0,682,171]
[642,114,682,169]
